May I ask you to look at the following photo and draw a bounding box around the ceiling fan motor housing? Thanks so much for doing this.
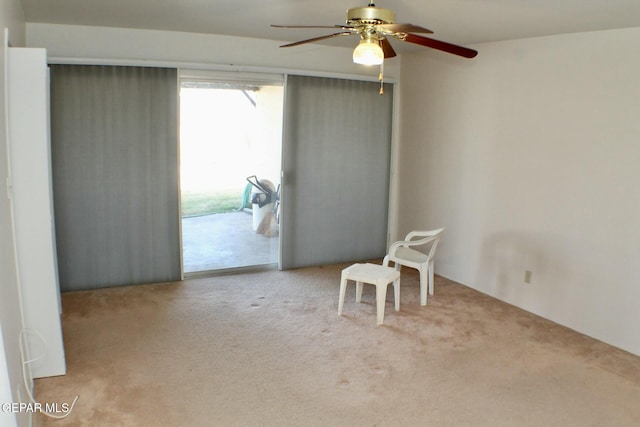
[346,6,395,25]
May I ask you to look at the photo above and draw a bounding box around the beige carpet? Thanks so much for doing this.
[35,263,640,426]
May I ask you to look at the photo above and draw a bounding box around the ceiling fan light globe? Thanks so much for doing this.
[353,39,384,65]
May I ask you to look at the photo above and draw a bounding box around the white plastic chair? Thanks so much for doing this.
[382,228,444,306]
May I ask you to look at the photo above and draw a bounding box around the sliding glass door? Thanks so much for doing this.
[50,67,393,289]
[179,74,284,274]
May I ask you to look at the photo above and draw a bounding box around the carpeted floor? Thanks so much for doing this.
[35,263,640,426]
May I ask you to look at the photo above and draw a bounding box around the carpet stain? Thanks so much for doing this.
[337,379,350,388]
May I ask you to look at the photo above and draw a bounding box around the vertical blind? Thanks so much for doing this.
[280,75,393,269]
[49,65,180,291]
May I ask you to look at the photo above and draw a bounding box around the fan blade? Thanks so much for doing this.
[379,38,397,59]
[280,32,355,48]
[400,33,477,58]
[271,24,354,30]
[377,23,433,34]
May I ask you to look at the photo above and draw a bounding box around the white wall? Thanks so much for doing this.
[0,0,26,426]
[26,23,400,80]
[398,27,640,356]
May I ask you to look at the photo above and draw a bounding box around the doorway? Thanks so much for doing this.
[179,77,283,274]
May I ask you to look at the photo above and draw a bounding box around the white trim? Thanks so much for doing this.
[1,27,18,427]
[175,73,184,282]
[46,56,398,84]
[278,73,289,272]
[387,73,401,246]
[180,69,284,86]
[4,35,28,350]
[3,28,24,427]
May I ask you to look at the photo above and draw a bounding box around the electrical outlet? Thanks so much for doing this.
[524,270,532,284]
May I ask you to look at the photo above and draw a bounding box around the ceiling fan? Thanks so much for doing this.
[272,1,478,66]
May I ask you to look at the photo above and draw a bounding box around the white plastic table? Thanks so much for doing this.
[338,263,401,325]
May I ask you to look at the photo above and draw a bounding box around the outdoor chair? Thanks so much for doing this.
[383,228,444,306]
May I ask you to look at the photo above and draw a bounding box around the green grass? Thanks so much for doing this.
[181,188,244,217]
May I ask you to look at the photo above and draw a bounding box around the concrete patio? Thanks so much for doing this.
[182,210,279,273]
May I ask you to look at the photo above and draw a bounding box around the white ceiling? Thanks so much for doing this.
[20,0,640,52]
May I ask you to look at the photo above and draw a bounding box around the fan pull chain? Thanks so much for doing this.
[379,61,384,95]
